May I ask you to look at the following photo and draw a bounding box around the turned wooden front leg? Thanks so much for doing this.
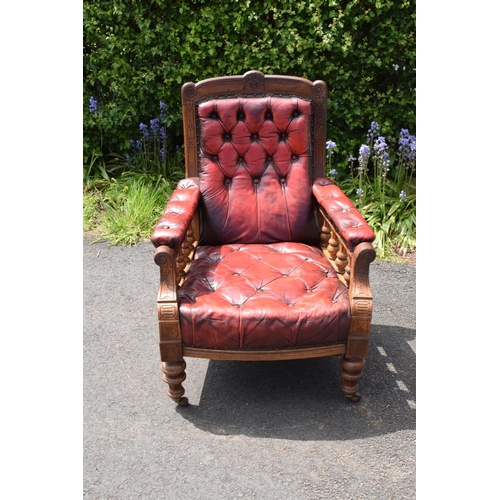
[341,357,365,402]
[161,361,188,406]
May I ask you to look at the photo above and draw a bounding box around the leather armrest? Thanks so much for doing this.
[151,177,200,251]
[312,177,375,250]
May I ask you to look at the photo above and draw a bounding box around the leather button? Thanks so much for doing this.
[253,179,259,185]
[280,178,286,184]
[225,178,231,185]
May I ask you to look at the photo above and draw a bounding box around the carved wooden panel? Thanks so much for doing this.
[159,321,180,339]
[158,260,176,301]
[158,304,179,321]
[345,336,370,359]
[159,340,183,362]
[243,70,265,92]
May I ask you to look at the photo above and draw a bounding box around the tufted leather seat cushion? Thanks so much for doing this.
[197,96,319,246]
[178,242,351,350]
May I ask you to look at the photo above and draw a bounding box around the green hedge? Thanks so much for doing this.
[84,0,415,172]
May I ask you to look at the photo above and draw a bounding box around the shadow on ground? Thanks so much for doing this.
[175,324,415,441]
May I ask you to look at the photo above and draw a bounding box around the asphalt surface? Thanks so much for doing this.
[83,236,416,499]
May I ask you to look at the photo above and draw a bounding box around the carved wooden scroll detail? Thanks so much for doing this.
[154,245,182,363]
[157,255,176,300]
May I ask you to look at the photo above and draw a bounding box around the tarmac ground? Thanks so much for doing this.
[83,236,416,499]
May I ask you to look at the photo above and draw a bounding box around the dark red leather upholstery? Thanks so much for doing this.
[197,96,319,246]
[151,96,375,352]
[151,178,200,251]
[178,243,351,349]
[312,177,376,250]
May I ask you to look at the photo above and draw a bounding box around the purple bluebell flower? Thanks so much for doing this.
[159,101,168,119]
[347,155,356,171]
[139,123,149,138]
[89,96,98,113]
[367,121,380,142]
[358,144,370,172]
[374,136,388,157]
[382,151,390,171]
[399,190,407,200]
[356,188,364,197]
[398,129,416,167]
[326,140,336,157]
[150,118,161,136]
[330,169,337,176]
[373,136,390,173]
[130,139,142,151]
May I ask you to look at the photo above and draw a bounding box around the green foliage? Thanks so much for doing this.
[83,1,415,251]
[328,123,416,258]
[84,0,415,166]
[83,173,173,245]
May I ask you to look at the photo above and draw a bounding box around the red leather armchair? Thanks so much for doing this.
[151,71,376,405]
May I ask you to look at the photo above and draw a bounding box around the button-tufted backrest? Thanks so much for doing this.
[197,96,319,246]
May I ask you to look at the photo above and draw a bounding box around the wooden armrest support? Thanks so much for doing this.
[319,208,376,290]
[312,177,375,251]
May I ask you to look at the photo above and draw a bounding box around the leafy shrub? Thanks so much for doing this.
[84,0,415,170]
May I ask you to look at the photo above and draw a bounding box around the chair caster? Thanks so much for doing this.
[344,392,361,402]
[175,397,189,407]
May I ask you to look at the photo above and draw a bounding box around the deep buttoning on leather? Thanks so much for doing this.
[203,107,302,122]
